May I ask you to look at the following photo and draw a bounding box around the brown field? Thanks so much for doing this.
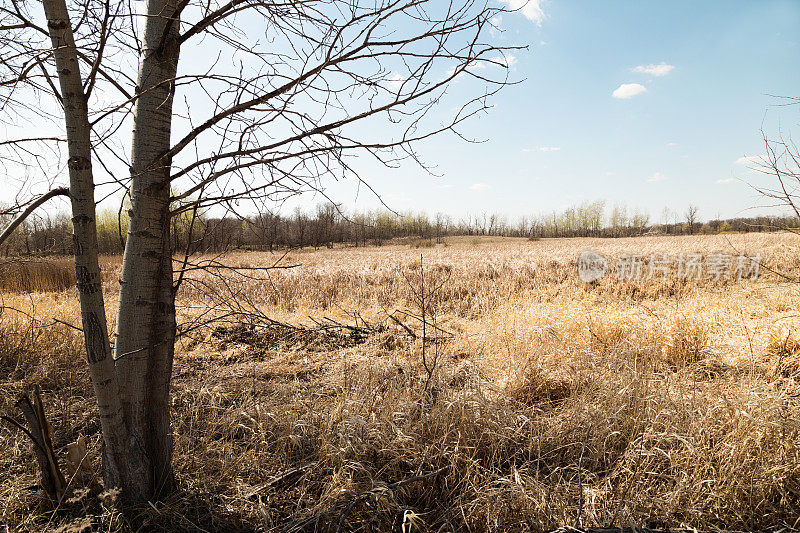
[2,233,800,531]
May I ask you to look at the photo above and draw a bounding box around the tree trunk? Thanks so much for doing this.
[41,0,130,490]
[113,0,182,502]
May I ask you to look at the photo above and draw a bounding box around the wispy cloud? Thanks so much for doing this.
[604,171,616,176]
[386,72,405,91]
[499,0,545,24]
[667,142,678,147]
[735,155,765,165]
[469,183,491,191]
[522,146,560,153]
[633,62,675,76]
[489,15,502,36]
[612,83,647,99]
[445,60,486,79]
[647,172,667,183]
[493,54,517,68]
[716,178,736,184]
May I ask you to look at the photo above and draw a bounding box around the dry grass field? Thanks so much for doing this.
[2,233,800,531]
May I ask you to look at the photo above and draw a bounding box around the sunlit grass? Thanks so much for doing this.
[1,233,799,531]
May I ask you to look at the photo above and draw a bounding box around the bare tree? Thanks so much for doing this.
[0,0,517,503]
[434,211,447,243]
[749,103,800,229]
[684,204,699,235]
[660,206,672,234]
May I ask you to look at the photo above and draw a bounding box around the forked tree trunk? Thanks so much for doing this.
[43,0,181,504]
[113,0,182,502]
[41,0,130,490]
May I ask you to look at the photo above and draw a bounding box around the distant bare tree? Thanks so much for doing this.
[685,204,699,234]
[434,212,446,243]
[0,0,518,504]
[660,206,672,234]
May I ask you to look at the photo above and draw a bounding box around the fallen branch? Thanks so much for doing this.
[387,311,416,339]
[1,386,67,502]
[244,462,317,499]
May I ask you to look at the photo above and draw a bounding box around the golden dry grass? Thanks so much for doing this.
[1,233,800,531]
[0,258,76,293]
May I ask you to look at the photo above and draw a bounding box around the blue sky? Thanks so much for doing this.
[3,1,798,224]
[314,0,800,223]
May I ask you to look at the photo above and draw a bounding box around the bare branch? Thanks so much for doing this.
[0,186,69,247]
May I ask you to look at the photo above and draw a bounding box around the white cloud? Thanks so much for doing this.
[716,178,736,184]
[445,59,487,78]
[735,155,765,165]
[436,183,453,189]
[489,15,503,36]
[604,171,616,176]
[647,172,667,183]
[387,72,405,91]
[494,54,517,68]
[612,83,647,99]
[469,183,491,191]
[667,142,678,147]
[522,146,560,153]
[632,63,675,76]
[499,0,545,24]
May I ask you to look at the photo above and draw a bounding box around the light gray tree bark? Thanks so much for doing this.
[40,0,130,491]
[113,0,181,500]
[41,0,181,502]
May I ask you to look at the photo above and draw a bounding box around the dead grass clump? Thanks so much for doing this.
[601,375,800,529]
[587,318,634,352]
[0,258,75,293]
[506,361,579,409]
[593,276,695,301]
[500,342,800,530]
[661,316,712,369]
[763,332,800,378]
[0,313,83,387]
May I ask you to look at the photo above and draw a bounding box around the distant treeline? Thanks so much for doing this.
[1,200,798,256]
